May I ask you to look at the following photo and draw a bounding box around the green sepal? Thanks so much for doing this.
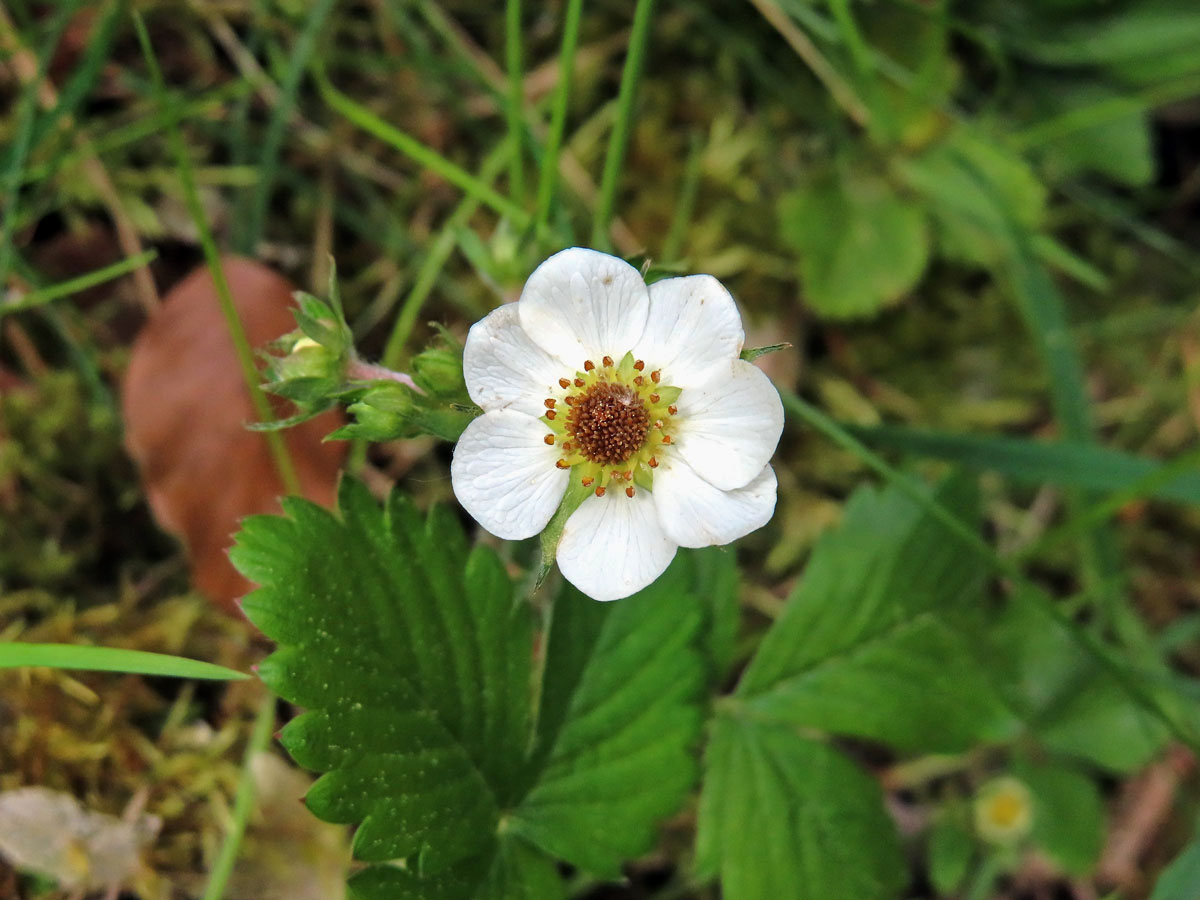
[740,344,792,363]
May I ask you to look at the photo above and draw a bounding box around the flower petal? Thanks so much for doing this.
[451,410,568,540]
[556,490,677,602]
[653,458,777,549]
[517,248,650,366]
[673,360,784,491]
[633,274,745,388]
[463,302,566,416]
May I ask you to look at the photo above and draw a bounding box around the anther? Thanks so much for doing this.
[544,435,555,445]
[546,410,557,420]
[668,405,677,415]
[581,476,594,487]
[584,360,595,371]
[655,419,664,429]
[650,393,660,403]
[574,378,585,387]
[633,376,645,386]
[565,395,577,406]
[544,398,556,409]
[648,456,658,468]
[651,370,661,383]
[625,486,635,498]
[559,378,571,389]
[556,459,570,468]
[602,355,614,367]
[662,435,673,444]
[633,360,645,371]
[562,442,573,451]
[595,486,606,497]
[623,470,633,480]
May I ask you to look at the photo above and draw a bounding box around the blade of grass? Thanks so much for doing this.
[534,0,585,238]
[18,0,122,156]
[780,387,1200,754]
[0,2,73,289]
[1017,443,1200,561]
[0,643,248,680]
[747,0,870,126]
[201,693,277,900]
[1,249,158,317]
[133,12,300,495]
[591,0,657,250]
[661,132,703,262]
[317,71,529,228]
[505,0,526,204]
[851,424,1200,506]
[381,138,511,368]
[21,81,253,186]
[235,0,338,254]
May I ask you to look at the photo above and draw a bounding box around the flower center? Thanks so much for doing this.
[542,352,681,498]
[567,382,649,466]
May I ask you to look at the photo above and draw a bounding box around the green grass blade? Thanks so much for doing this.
[381,139,511,368]
[133,12,300,495]
[591,0,657,249]
[534,0,585,237]
[505,0,526,204]
[852,424,1200,506]
[318,72,529,227]
[0,3,74,289]
[0,643,248,680]
[1,249,158,317]
[202,694,277,900]
[236,0,338,254]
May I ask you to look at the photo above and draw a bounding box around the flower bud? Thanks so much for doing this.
[412,346,466,398]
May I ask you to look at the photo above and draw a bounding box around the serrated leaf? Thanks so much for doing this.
[779,172,930,319]
[234,478,533,880]
[233,480,707,897]
[511,558,706,878]
[965,591,1168,772]
[696,719,906,900]
[736,474,1018,753]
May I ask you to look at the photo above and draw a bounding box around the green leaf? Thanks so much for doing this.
[1013,761,1104,876]
[1151,824,1200,900]
[511,558,706,878]
[696,719,906,900]
[779,171,930,319]
[689,547,740,685]
[233,479,706,897]
[928,809,975,895]
[962,590,1167,772]
[0,642,247,681]
[736,474,1019,753]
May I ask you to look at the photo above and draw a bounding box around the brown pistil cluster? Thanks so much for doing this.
[565,381,650,466]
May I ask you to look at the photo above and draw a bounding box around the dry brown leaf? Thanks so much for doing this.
[121,257,346,613]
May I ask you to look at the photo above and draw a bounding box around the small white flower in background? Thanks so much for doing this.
[451,247,784,602]
[973,777,1034,845]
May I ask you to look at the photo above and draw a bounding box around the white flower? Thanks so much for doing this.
[451,247,784,601]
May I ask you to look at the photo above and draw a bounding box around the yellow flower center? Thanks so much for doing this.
[542,352,681,498]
